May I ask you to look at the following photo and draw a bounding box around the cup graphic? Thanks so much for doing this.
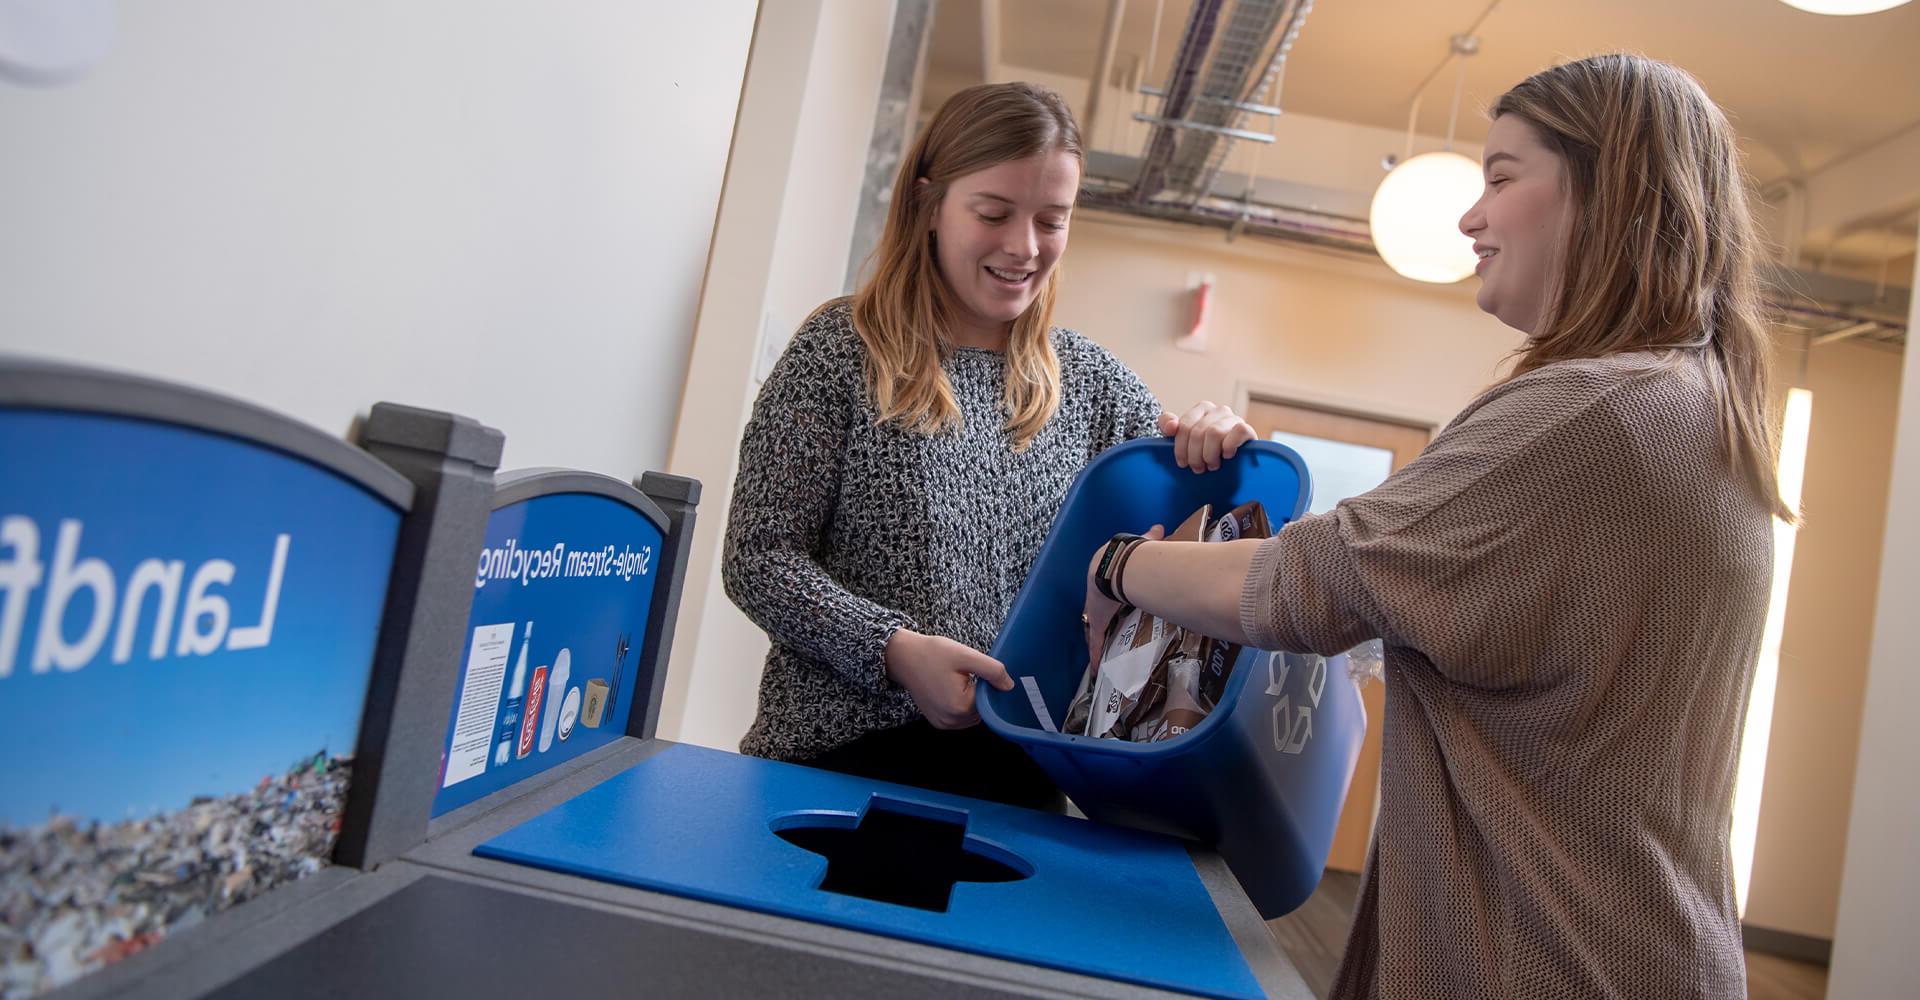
[582,679,609,729]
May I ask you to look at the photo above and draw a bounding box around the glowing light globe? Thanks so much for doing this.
[1368,151,1483,284]
[1777,0,1910,14]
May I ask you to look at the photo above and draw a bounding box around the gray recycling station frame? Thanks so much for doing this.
[4,358,1310,1000]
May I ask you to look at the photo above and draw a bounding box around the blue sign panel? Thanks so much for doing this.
[432,492,663,817]
[0,408,401,992]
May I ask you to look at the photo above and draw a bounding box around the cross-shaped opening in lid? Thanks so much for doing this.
[772,796,1032,912]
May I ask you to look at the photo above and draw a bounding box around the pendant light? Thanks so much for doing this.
[1777,0,1911,14]
[1369,35,1484,284]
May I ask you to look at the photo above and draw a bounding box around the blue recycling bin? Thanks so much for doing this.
[978,437,1367,918]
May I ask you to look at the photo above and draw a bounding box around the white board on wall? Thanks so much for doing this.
[0,1,757,477]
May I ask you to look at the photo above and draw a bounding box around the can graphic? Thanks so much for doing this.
[517,666,548,759]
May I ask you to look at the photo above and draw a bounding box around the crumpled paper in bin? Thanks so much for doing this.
[1067,501,1272,742]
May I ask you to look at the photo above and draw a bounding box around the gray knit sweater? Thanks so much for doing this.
[726,301,1163,761]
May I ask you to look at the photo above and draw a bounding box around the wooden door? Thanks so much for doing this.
[1245,398,1431,873]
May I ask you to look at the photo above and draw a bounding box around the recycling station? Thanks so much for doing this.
[1,358,1367,999]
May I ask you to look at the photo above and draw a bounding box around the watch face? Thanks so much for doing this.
[1098,535,1133,596]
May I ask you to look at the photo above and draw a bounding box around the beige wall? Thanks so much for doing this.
[1053,215,1521,433]
[1055,214,1903,943]
[1829,251,1920,1000]
[1745,338,1903,940]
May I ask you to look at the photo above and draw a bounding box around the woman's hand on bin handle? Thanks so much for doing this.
[884,629,1013,730]
[1159,403,1256,473]
[1084,524,1166,675]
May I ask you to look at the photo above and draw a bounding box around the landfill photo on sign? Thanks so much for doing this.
[0,752,352,997]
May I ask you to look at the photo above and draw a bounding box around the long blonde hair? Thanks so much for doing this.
[847,82,1081,451]
[1493,54,1793,521]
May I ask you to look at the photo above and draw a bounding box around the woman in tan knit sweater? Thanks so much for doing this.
[1084,55,1789,998]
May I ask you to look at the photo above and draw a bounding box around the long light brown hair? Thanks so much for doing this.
[845,82,1081,450]
[1493,54,1793,521]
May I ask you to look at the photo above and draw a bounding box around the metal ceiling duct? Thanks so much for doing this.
[1125,0,1225,202]
[1166,0,1310,199]
[1123,0,1309,205]
[1078,0,1907,347]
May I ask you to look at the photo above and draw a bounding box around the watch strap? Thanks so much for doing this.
[1094,532,1144,603]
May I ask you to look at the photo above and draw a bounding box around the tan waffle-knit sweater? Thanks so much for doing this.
[1241,351,1772,999]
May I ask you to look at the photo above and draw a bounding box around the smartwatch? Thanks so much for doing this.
[1093,532,1145,604]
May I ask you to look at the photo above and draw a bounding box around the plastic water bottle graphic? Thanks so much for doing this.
[496,622,532,766]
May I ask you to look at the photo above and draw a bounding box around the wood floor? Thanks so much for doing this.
[1265,871,1829,1000]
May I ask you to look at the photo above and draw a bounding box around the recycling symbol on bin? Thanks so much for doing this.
[1267,651,1326,756]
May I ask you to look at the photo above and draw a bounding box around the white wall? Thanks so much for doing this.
[658,0,897,750]
[0,1,756,477]
[1827,253,1920,999]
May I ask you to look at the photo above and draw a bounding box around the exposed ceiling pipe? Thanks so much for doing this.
[1086,176,1375,246]
[1185,0,1313,206]
[1124,1,1316,211]
[1163,0,1292,193]
[1765,297,1905,329]
[1813,320,1883,346]
[1083,0,1127,150]
[1082,178,1909,342]
[1082,187,1374,254]
[1127,0,1225,202]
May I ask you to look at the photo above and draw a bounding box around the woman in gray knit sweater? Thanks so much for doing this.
[723,83,1252,808]
[1085,56,1788,997]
